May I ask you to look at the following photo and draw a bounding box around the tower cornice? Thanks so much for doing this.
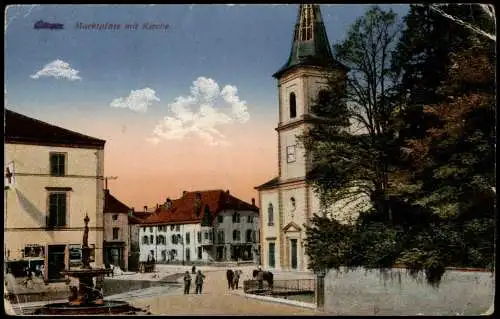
[275,114,332,132]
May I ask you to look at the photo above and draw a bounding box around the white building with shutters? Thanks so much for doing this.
[138,190,260,264]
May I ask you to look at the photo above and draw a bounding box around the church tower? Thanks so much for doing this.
[256,4,347,272]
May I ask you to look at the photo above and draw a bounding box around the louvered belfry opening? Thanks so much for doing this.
[298,4,316,41]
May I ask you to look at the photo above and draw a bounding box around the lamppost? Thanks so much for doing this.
[315,268,326,311]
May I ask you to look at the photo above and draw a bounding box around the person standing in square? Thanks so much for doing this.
[183,271,192,294]
[195,270,206,294]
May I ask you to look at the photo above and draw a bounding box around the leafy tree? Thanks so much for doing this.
[304,214,352,272]
[302,5,403,221]
[390,6,495,282]
[304,4,495,286]
[402,35,495,218]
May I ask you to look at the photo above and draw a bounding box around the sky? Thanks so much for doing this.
[5,4,410,210]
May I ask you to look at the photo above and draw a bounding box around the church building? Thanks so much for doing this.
[255,4,351,272]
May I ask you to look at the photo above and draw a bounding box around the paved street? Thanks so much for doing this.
[6,265,322,315]
[128,265,321,315]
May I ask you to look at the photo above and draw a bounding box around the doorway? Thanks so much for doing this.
[231,245,242,261]
[47,245,66,280]
[105,246,124,269]
[216,246,224,260]
[290,239,297,269]
[268,242,275,268]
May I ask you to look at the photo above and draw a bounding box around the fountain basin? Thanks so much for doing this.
[38,300,132,315]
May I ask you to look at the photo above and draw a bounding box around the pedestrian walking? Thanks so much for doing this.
[226,269,234,289]
[192,265,196,274]
[183,271,192,294]
[195,270,205,294]
[233,270,242,289]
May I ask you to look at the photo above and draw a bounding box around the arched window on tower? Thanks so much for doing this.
[318,90,329,103]
[268,203,274,226]
[289,92,297,119]
[311,89,331,115]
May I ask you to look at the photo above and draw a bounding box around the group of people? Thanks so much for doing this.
[24,264,44,278]
[226,269,243,290]
[183,268,206,295]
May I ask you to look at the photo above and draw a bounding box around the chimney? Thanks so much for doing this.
[183,191,188,196]
[251,198,255,206]
[226,190,230,195]
[156,204,159,209]
[144,205,148,212]
[165,198,172,209]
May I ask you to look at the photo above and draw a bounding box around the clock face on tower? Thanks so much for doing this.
[287,145,296,163]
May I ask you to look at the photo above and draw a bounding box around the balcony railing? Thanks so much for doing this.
[243,279,316,295]
[201,237,213,245]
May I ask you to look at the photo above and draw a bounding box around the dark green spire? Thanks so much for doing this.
[273,4,347,78]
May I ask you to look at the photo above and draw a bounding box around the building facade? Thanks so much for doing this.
[139,190,260,264]
[127,213,145,271]
[4,109,106,280]
[103,189,131,270]
[255,5,368,272]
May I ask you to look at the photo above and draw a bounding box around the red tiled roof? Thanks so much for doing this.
[104,190,130,213]
[5,109,105,149]
[141,190,258,226]
[133,211,153,219]
[128,214,145,224]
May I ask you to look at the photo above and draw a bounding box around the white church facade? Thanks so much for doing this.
[256,4,369,272]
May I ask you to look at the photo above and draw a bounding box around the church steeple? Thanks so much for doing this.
[273,4,347,78]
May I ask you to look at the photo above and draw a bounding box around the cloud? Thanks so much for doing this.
[30,59,82,81]
[148,76,250,146]
[110,88,160,113]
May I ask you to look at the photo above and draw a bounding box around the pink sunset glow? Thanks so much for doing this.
[57,110,278,210]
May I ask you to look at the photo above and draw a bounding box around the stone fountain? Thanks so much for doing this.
[39,215,133,315]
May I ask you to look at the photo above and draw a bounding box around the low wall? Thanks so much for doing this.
[323,267,494,315]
